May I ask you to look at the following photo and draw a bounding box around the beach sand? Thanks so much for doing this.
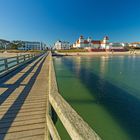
[55,50,140,56]
[0,52,29,58]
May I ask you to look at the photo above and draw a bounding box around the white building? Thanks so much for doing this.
[72,36,128,51]
[109,43,124,51]
[109,43,129,51]
[130,42,140,48]
[18,41,46,50]
[121,43,130,47]
[24,41,41,50]
[72,35,109,50]
[54,40,70,50]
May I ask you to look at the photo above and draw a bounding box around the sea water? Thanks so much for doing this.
[54,55,140,140]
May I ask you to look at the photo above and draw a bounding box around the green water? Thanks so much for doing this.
[53,55,140,140]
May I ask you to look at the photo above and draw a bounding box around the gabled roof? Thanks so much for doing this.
[84,40,89,44]
[91,40,102,44]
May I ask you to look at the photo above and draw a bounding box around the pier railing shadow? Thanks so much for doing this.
[0,55,46,140]
[0,55,43,105]
[62,57,140,140]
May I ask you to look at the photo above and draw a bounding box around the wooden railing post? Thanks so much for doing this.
[4,59,8,71]
[17,56,19,64]
[30,54,32,59]
[23,55,26,61]
[27,54,30,59]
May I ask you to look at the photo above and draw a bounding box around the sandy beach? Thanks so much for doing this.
[0,52,29,58]
[55,50,140,56]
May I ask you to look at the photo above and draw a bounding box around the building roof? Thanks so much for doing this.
[76,39,104,45]
[104,36,109,40]
[84,40,89,44]
[91,40,102,44]
[80,35,84,39]
[75,35,109,45]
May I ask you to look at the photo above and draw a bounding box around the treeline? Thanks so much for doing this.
[0,42,22,50]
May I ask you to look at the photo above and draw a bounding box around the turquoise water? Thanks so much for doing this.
[54,55,140,140]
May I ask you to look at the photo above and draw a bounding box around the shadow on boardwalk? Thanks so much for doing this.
[0,55,46,140]
[62,58,140,140]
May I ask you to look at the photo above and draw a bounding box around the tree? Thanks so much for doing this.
[10,42,22,50]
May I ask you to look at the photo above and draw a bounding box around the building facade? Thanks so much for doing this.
[17,41,47,50]
[109,43,125,51]
[130,42,140,48]
[54,40,70,50]
[72,36,128,51]
[72,36,109,50]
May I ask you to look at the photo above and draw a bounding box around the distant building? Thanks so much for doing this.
[108,43,129,51]
[54,40,70,50]
[130,42,140,48]
[72,35,109,50]
[109,43,125,49]
[17,41,47,50]
[72,36,129,51]
[121,43,130,47]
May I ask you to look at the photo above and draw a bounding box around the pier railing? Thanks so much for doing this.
[0,54,37,76]
[47,52,101,140]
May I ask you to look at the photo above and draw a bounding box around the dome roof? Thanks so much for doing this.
[104,36,109,40]
[80,35,84,39]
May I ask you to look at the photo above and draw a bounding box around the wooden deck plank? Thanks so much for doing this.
[0,129,44,140]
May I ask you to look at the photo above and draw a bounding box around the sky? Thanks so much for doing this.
[0,0,140,45]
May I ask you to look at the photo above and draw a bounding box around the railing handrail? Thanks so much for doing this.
[0,54,30,62]
[0,53,40,76]
[47,52,102,140]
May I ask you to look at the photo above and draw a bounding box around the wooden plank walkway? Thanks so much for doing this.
[0,54,49,140]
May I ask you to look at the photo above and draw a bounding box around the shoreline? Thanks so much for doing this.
[54,51,140,56]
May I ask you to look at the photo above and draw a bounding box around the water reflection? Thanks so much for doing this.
[99,56,108,78]
[59,56,140,140]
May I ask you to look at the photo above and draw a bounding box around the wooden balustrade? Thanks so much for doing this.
[0,53,40,76]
